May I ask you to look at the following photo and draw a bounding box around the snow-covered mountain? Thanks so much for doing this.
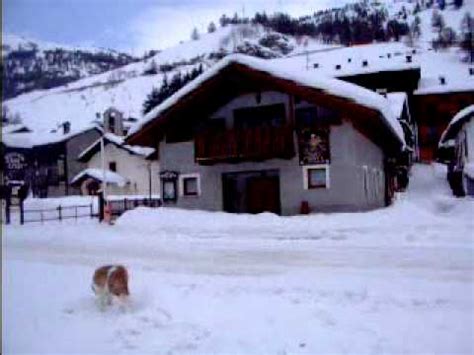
[2,33,138,100]
[2,0,472,136]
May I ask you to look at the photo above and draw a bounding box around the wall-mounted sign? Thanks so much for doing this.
[160,170,179,202]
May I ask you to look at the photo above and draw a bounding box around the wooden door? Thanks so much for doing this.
[246,176,281,214]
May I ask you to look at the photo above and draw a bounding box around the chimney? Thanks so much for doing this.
[313,63,319,69]
[335,64,341,70]
[406,55,412,63]
[62,121,71,135]
[376,88,387,97]
[439,76,446,85]
[362,60,368,67]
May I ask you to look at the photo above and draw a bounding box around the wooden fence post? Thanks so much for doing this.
[58,205,62,221]
[20,200,24,225]
[90,203,94,219]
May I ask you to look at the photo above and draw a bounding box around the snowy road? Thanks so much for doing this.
[3,164,474,354]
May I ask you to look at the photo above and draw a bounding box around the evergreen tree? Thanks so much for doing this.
[142,65,204,115]
[431,10,445,32]
[191,27,200,41]
[460,12,474,62]
[208,22,217,33]
[220,14,230,27]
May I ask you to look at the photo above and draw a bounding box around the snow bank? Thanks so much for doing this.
[114,164,473,247]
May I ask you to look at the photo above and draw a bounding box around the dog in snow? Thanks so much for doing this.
[92,264,129,310]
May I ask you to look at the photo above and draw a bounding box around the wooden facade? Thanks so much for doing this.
[195,125,295,164]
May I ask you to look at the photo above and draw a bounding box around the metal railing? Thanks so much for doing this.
[21,203,97,224]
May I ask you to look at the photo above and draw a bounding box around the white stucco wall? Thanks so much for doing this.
[87,144,160,196]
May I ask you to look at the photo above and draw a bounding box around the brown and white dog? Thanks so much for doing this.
[92,265,129,310]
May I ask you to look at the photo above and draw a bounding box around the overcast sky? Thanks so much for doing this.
[3,0,351,55]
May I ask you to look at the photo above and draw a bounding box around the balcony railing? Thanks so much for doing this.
[195,125,295,164]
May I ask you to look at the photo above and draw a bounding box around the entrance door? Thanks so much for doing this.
[222,170,281,214]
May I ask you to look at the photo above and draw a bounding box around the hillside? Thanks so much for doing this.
[1,33,138,100]
[2,0,472,136]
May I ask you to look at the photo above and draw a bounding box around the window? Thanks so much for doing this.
[183,177,198,196]
[109,162,117,172]
[234,103,285,129]
[179,173,201,197]
[303,165,329,189]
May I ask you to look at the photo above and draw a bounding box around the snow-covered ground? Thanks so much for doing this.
[3,164,474,354]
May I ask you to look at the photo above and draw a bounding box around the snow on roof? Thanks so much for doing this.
[439,105,474,145]
[129,54,405,145]
[2,125,101,149]
[71,168,128,187]
[78,132,155,161]
[386,92,407,119]
[273,43,420,77]
[1,124,30,135]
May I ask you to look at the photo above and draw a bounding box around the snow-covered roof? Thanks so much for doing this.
[78,132,155,162]
[386,92,407,119]
[439,105,474,145]
[70,168,128,187]
[2,125,101,149]
[128,54,405,146]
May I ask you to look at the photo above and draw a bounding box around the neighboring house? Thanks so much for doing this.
[439,105,474,197]
[126,54,405,215]
[387,92,417,159]
[413,86,474,162]
[72,132,159,196]
[1,125,101,197]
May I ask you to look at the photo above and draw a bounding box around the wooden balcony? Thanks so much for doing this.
[195,125,295,164]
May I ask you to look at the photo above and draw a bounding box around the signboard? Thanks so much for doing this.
[4,152,28,183]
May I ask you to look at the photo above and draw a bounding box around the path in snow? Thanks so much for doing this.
[3,163,473,354]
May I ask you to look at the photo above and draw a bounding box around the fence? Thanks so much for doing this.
[106,197,161,217]
[21,203,97,224]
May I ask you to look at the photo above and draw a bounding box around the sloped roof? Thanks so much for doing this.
[78,132,155,162]
[439,105,474,144]
[127,54,405,149]
[2,125,101,149]
[386,92,408,120]
[70,168,128,187]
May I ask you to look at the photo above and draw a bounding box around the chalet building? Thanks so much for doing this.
[413,89,474,162]
[127,55,405,215]
[439,105,474,197]
[72,132,159,196]
[1,124,101,197]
